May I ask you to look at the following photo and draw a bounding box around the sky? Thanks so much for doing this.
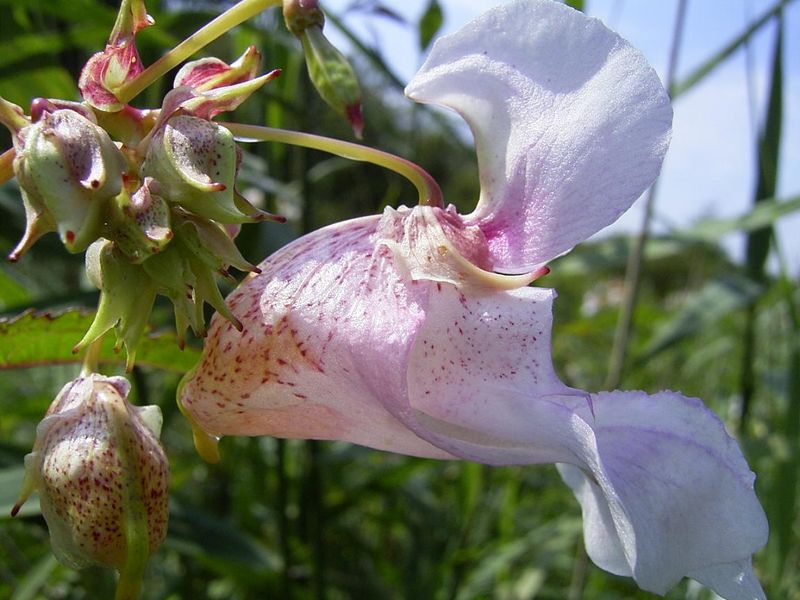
[322,0,800,273]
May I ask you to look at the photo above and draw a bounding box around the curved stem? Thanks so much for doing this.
[222,122,444,208]
[116,0,281,104]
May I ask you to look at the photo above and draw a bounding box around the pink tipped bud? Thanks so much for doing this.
[174,46,262,92]
[79,0,153,112]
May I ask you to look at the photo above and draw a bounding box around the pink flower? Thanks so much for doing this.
[179,1,767,597]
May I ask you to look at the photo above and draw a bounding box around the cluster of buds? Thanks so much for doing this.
[0,13,284,366]
[13,374,169,596]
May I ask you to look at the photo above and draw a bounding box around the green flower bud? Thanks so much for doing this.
[75,239,156,369]
[282,1,363,137]
[13,373,168,596]
[14,108,126,253]
[299,26,364,138]
[108,178,173,263]
[141,115,253,223]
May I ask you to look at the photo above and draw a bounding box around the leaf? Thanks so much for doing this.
[10,554,60,600]
[746,18,783,281]
[638,274,764,362]
[0,309,200,373]
[419,0,443,51]
[676,194,800,243]
[564,0,585,11]
[671,0,787,98]
[0,269,30,310]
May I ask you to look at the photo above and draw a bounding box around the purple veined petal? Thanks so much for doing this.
[405,0,672,273]
[557,391,768,599]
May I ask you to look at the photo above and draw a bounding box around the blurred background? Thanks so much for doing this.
[0,0,797,598]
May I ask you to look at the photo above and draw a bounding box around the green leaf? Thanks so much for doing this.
[0,269,30,310]
[638,274,764,362]
[0,309,200,373]
[671,0,788,98]
[746,17,783,281]
[419,0,443,51]
[676,194,800,242]
[10,554,60,600]
[564,0,585,11]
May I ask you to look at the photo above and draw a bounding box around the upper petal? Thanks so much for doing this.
[405,0,672,272]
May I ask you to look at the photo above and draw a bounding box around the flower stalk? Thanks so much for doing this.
[222,122,444,208]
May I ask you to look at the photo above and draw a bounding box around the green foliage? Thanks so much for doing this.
[0,1,797,599]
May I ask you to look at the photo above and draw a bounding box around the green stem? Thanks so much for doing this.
[80,336,106,376]
[222,122,444,208]
[603,0,687,390]
[116,0,281,104]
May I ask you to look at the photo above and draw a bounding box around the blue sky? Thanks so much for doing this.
[324,0,800,272]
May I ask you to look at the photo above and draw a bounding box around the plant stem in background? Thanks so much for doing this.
[568,3,687,599]
[0,148,14,184]
[603,0,688,392]
[739,10,783,431]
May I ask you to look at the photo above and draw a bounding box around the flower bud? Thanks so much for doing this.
[79,0,154,111]
[141,114,253,223]
[173,46,262,92]
[14,108,126,254]
[76,239,156,369]
[13,374,169,578]
[283,0,363,137]
[299,26,364,137]
[107,177,173,263]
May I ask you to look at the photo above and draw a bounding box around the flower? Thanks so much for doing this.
[79,0,154,112]
[178,1,768,598]
[13,374,169,574]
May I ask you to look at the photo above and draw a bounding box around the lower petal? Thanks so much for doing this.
[558,391,768,599]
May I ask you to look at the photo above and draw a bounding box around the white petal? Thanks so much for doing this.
[405,0,671,272]
[396,282,583,464]
[559,391,768,597]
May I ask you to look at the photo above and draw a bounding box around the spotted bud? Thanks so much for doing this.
[108,177,173,263]
[13,107,126,254]
[12,374,168,584]
[141,115,253,223]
